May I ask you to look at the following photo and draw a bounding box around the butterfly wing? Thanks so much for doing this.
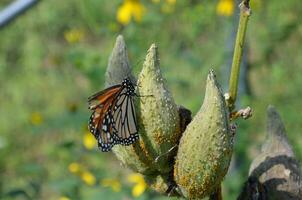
[111,87,138,145]
[89,107,119,152]
[88,85,123,151]
[88,85,121,110]
[87,79,138,152]
[96,109,117,152]
[88,83,123,134]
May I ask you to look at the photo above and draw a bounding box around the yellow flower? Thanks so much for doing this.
[81,170,96,186]
[68,162,96,186]
[101,178,121,192]
[83,131,96,150]
[127,173,147,197]
[64,29,85,44]
[68,162,82,174]
[216,0,234,17]
[116,0,146,25]
[30,112,43,126]
[59,197,70,200]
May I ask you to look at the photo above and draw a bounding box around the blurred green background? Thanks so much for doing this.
[0,0,302,199]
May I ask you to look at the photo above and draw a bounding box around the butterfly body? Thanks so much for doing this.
[88,78,138,152]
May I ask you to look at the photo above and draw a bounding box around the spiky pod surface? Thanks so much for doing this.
[174,70,233,199]
[136,44,181,173]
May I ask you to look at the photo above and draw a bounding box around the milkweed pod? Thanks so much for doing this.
[136,44,181,173]
[106,35,157,174]
[174,70,233,199]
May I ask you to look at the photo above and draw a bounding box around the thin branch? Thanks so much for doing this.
[227,0,251,111]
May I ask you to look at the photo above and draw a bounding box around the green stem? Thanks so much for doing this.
[228,0,251,111]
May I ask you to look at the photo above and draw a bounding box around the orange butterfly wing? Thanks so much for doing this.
[87,78,139,152]
[88,85,121,110]
[88,85,122,137]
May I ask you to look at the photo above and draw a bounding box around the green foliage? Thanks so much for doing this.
[0,0,302,199]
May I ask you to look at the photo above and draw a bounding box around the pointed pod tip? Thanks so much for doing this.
[106,35,134,86]
[207,69,217,81]
[114,35,126,50]
[267,105,277,118]
[116,34,124,41]
[147,43,158,58]
[266,105,285,133]
[149,43,157,50]
[143,43,160,70]
[205,69,223,99]
[263,105,294,157]
[266,105,288,140]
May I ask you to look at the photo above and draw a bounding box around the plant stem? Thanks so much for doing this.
[228,0,251,111]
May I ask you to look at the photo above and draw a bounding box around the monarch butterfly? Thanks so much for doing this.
[88,78,138,152]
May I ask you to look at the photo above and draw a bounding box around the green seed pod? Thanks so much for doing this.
[106,35,157,175]
[174,70,233,199]
[136,44,181,173]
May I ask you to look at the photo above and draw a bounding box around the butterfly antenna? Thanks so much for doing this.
[154,145,178,163]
